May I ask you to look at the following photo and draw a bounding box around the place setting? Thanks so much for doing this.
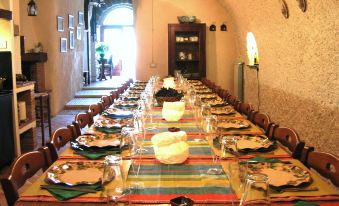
[36,155,132,203]
[70,133,125,159]
[102,108,134,119]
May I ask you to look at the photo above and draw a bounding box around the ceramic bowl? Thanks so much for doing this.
[170,196,194,206]
[177,16,196,24]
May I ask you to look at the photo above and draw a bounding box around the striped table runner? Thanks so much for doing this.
[126,159,237,204]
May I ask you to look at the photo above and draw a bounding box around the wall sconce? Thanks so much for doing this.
[220,23,227,31]
[209,24,216,31]
[27,0,37,16]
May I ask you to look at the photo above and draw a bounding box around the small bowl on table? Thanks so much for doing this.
[170,196,194,206]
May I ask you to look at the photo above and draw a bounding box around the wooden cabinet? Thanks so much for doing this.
[168,23,206,79]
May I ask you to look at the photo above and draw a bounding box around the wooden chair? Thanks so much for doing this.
[220,89,230,101]
[101,95,112,109]
[237,102,254,119]
[110,90,118,102]
[226,94,238,106]
[250,111,273,135]
[46,126,76,162]
[270,125,305,159]
[307,151,339,187]
[88,103,103,125]
[73,112,92,136]
[0,148,51,206]
[299,146,315,165]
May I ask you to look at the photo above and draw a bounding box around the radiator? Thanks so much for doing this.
[234,62,244,102]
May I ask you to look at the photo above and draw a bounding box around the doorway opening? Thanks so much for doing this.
[97,6,136,80]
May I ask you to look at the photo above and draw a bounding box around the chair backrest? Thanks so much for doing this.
[237,102,254,118]
[307,151,339,187]
[271,126,305,158]
[101,95,112,109]
[110,90,118,101]
[0,149,51,206]
[88,103,103,124]
[299,146,315,165]
[250,111,272,135]
[47,126,75,162]
[220,89,230,101]
[74,112,92,128]
[226,95,238,106]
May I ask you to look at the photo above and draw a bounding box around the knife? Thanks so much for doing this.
[271,186,318,193]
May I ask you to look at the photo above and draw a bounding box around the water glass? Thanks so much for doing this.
[239,173,271,206]
[220,136,238,157]
[201,103,211,117]
[133,110,145,132]
[107,187,131,206]
[102,155,123,185]
[121,127,136,154]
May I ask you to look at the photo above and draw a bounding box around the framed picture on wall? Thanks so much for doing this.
[68,14,74,29]
[69,31,74,49]
[78,11,84,25]
[76,26,81,40]
[60,38,67,53]
[57,16,64,32]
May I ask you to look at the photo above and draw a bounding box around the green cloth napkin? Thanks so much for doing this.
[294,201,319,206]
[42,184,102,201]
[75,149,120,159]
[95,127,121,134]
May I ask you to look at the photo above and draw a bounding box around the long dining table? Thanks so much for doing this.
[15,81,339,206]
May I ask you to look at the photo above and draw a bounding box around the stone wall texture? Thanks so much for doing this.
[219,0,338,154]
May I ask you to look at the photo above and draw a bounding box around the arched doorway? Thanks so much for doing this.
[98,6,136,79]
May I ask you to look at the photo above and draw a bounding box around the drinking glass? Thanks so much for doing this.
[201,103,211,116]
[239,173,271,206]
[121,127,136,156]
[107,187,131,206]
[203,115,222,175]
[144,93,157,130]
[220,136,239,158]
[102,155,124,185]
[193,105,203,138]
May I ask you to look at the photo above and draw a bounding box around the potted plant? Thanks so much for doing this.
[95,42,109,62]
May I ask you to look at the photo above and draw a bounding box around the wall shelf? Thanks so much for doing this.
[247,64,259,70]
[18,119,36,134]
[0,9,12,20]
[21,52,48,63]
[16,81,35,93]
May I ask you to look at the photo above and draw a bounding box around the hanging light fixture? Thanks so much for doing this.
[27,0,37,16]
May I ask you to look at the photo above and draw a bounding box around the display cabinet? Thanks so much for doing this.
[168,23,206,79]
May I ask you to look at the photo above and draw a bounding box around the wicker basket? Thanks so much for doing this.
[156,96,182,106]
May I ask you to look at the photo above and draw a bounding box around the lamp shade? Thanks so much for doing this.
[27,0,37,16]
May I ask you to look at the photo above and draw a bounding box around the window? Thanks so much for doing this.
[246,32,259,65]
[103,7,133,26]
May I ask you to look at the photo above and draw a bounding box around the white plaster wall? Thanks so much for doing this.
[19,0,85,115]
